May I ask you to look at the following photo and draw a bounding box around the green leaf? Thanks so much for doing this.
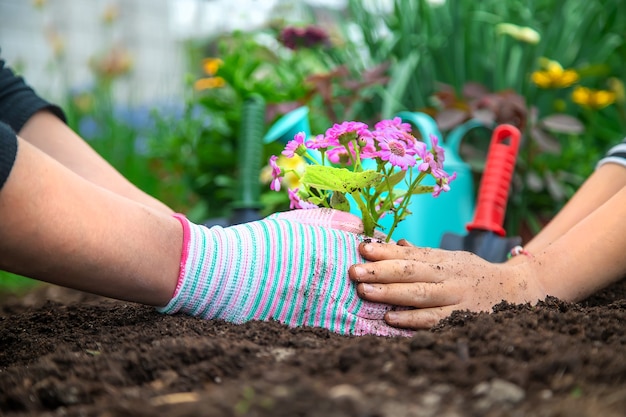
[307,196,326,206]
[411,185,434,195]
[302,165,383,193]
[375,169,407,194]
[380,52,421,118]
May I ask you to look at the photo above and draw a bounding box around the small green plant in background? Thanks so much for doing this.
[150,31,312,222]
[151,26,394,221]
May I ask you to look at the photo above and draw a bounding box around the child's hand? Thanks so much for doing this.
[159,209,412,337]
[349,240,547,329]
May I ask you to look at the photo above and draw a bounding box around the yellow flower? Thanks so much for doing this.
[193,76,226,91]
[571,86,616,109]
[260,154,306,189]
[531,59,579,89]
[193,58,225,91]
[496,23,541,44]
[202,58,223,76]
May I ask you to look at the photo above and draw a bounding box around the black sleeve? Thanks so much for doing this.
[597,137,626,170]
[0,121,18,191]
[0,57,66,133]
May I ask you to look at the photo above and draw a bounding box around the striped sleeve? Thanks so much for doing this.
[596,138,626,170]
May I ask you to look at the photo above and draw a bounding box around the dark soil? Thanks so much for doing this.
[1,280,625,417]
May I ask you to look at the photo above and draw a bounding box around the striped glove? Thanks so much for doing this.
[158,209,412,337]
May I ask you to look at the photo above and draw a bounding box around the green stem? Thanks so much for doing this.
[303,152,321,165]
[382,168,429,241]
[351,191,376,237]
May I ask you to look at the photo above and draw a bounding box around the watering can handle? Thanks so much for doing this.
[446,118,492,155]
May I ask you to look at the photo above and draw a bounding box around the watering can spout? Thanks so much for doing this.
[263,106,311,144]
[263,106,323,163]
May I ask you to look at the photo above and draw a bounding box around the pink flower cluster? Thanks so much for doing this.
[269,117,456,204]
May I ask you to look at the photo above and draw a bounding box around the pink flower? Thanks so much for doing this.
[288,188,317,209]
[325,121,370,145]
[418,151,437,173]
[412,140,429,160]
[374,117,412,133]
[377,137,417,170]
[326,143,357,165]
[433,171,457,197]
[429,134,446,163]
[306,133,336,150]
[282,131,306,158]
[375,197,404,219]
[416,137,443,174]
[269,155,282,191]
[358,139,379,160]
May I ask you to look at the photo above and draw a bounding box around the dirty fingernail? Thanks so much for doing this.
[386,311,398,322]
[362,243,373,253]
[361,283,376,294]
[353,266,366,277]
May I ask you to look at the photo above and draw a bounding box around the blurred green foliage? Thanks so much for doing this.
[342,0,626,234]
[150,27,395,221]
[150,0,625,234]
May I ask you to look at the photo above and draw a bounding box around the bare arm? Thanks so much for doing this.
[349,164,626,329]
[18,110,173,215]
[531,184,626,300]
[0,136,180,306]
[524,163,626,253]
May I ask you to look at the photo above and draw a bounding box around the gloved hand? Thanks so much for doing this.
[158,208,413,337]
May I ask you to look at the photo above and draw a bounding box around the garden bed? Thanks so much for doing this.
[1,280,625,417]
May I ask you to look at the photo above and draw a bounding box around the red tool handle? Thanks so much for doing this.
[466,124,521,236]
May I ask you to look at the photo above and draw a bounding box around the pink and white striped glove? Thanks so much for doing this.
[158,209,413,337]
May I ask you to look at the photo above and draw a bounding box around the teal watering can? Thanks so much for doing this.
[263,106,311,145]
[263,107,487,247]
[263,105,324,163]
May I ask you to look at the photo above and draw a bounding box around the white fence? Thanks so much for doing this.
[0,0,345,107]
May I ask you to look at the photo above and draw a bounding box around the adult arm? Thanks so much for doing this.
[19,110,174,214]
[0,131,182,305]
[0,57,171,214]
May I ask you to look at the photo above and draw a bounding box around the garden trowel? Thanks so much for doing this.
[439,124,522,263]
